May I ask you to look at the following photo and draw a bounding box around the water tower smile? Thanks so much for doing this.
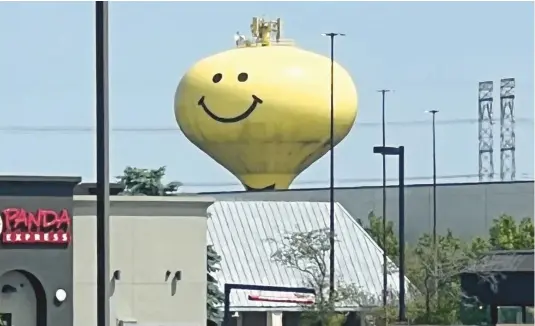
[174,17,358,190]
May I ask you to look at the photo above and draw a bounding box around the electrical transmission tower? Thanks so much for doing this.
[478,81,495,182]
[500,78,516,181]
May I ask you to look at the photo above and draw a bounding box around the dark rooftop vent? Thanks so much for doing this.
[74,183,125,196]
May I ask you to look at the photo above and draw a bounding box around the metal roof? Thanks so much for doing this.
[463,250,534,273]
[207,201,402,311]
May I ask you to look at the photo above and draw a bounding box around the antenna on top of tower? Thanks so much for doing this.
[233,17,294,48]
[234,31,246,46]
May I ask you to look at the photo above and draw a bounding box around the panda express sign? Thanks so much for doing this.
[0,208,71,244]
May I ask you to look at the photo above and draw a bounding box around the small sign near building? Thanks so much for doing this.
[0,208,71,244]
[0,313,12,326]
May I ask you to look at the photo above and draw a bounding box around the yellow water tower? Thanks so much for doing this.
[174,17,358,190]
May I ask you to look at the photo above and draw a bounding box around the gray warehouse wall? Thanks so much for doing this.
[203,181,534,243]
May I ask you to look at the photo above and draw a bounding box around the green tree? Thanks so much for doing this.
[360,211,399,260]
[362,213,535,325]
[207,245,225,325]
[489,214,534,250]
[117,166,224,326]
[468,236,491,257]
[117,166,182,196]
[268,228,371,326]
[409,231,474,324]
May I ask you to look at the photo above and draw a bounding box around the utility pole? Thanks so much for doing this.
[95,2,111,326]
[373,145,406,321]
[378,89,391,306]
[321,32,345,299]
[426,109,439,301]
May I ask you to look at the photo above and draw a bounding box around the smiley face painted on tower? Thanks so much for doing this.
[197,72,264,123]
[174,45,358,190]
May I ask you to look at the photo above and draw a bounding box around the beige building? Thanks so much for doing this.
[66,194,402,326]
[73,195,214,326]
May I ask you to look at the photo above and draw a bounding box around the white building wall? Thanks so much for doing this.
[72,196,212,326]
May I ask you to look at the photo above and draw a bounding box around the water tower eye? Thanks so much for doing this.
[212,73,223,83]
[237,73,248,82]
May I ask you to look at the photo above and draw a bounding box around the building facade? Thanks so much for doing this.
[0,177,213,326]
[0,176,80,326]
[203,181,534,243]
[73,194,213,326]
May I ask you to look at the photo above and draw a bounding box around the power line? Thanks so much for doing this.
[177,173,534,188]
[0,117,532,134]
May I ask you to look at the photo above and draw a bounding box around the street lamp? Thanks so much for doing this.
[321,32,345,299]
[95,2,111,326]
[425,109,439,300]
[377,89,391,307]
[373,146,406,322]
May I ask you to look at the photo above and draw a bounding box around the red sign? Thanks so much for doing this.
[1,208,71,244]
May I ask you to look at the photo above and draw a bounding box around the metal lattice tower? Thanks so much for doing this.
[500,78,516,181]
[478,81,495,181]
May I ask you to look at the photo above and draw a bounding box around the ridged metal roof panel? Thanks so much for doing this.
[207,201,401,310]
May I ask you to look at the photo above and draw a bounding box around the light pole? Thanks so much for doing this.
[321,32,345,298]
[96,2,111,326]
[425,109,439,299]
[373,146,406,322]
[377,89,391,307]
